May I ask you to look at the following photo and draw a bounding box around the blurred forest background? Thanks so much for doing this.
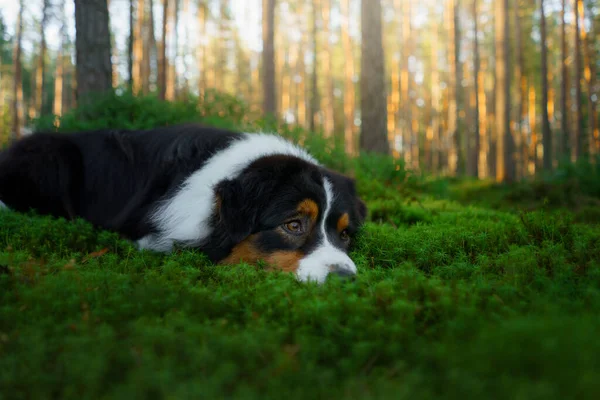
[0,0,598,183]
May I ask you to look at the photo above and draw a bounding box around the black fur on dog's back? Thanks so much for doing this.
[0,124,240,239]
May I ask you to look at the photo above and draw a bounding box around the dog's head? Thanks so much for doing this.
[215,155,366,283]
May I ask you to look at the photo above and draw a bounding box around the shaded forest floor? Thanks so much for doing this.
[2,92,600,399]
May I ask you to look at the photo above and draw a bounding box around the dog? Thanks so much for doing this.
[0,124,366,283]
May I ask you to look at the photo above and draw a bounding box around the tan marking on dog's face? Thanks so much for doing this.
[337,213,349,233]
[296,199,319,222]
[220,235,303,273]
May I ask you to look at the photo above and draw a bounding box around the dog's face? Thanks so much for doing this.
[215,155,366,283]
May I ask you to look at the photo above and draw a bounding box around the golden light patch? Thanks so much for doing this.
[220,235,303,273]
[296,199,319,222]
[337,213,349,233]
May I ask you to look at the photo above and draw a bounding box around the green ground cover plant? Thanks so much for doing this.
[1,92,600,399]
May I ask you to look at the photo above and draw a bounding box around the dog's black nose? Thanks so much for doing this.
[328,264,356,281]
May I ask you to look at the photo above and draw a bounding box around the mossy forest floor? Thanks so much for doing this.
[2,95,600,399]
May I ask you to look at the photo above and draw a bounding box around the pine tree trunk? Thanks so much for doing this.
[128,0,135,89]
[167,0,179,100]
[309,0,320,132]
[197,0,206,96]
[74,0,113,102]
[446,0,457,174]
[581,3,598,156]
[11,0,24,142]
[35,0,49,117]
[472,0,480,178]
[573,0,583,159]
[321,0,335,136]
[54,0,67,119]
[133,0,145,94]
[560,0,569,161]
[514,1,526,177]
[430,9,441,172]
[359,0,389,154]
[453,0,464,175]
[341,0,355,155]
[401,1,413,166]
[540,0,552,171]
[495,0,514,182]
[262,0,277,117]
[295,2,308,129]
[158,0,169,100]
[147,0,158,93]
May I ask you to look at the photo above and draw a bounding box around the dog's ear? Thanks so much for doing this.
[214,173,265,243]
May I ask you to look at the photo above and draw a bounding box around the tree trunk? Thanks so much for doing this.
[446,0,457,174]
[430,8,441,172]
[581,3,597,156]
[472,0,480,178]
[341,0,355,155]
[133,0,144,94]
[495,0,514,182]
[128,0,135,89]
[540,0,552,171]
[401,0,413,166]
[74,0,113,102]
[11,0,24,142]
[560,0,569,161]
[453,0,464,175]
[147,0,158,93]
[166,0,179,100]
[262,0,277,117]
[309,0,319,132]
[573,0,583,159]
[35,0,50,117]
[197,0,207,96]
[54,0,67,119]
[158,0,169,100]
[321,0,335,136]
[514,0,526,177]
[359,0,389,154]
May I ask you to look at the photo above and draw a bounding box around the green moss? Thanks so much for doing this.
[1,92,599,398]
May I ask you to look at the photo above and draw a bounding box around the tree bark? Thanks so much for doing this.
[309,0,319,132]
[581,3,597,156]
[11,0,24,142]
[560,0,569,160]
[401,0,413,166]
[321,0,335,136]
[196,0,206,97]
[159,0,169,100]
[514,0,526,177]
[453,0,464,175]
[540,0,552,171]
[495,0,514,182]
[472,0,480,178]
[74,0,113,102]
[133,0,144,94]
[35,0,50,117]
[128,0,135,89]
[359,0,389,154]
[54,0,67,119]
[573,0,583,159]
[262,0,277,117]
[430,7,441,172]
[341,0,355,155]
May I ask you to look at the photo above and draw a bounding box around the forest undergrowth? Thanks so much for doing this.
[1,91,600,399]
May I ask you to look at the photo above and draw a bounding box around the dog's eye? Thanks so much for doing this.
[340,229,350,242]
[283,220,304,235]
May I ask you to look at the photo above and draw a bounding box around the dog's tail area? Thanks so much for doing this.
[0,133,83,219]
